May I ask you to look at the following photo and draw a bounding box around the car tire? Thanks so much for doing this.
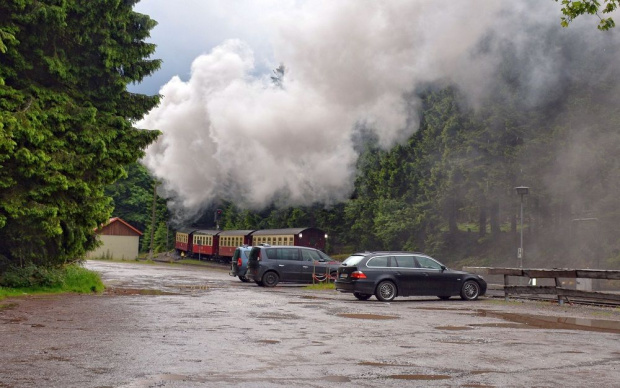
[239,276,250,282]
[353,292,372,301]
[460,280,481,301]
[262,271,280,287]
[437,295,451,300]
[375,281,397,302]
[255,280,264,287]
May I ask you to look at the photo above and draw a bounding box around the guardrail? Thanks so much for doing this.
[463,267,620,305]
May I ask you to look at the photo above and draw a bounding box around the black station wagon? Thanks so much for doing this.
[335,252,486,302]
[246,245,340,287]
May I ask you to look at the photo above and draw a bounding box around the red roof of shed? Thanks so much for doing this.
[96,217,143,237]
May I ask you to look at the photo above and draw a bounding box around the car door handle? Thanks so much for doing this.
[278,264,285,267]
[302,266,309,269]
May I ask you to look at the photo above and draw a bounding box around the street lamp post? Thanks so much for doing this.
[515,186,530,268]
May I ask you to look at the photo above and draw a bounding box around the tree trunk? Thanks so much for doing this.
[479,197,487,238]
[490,200,500,235]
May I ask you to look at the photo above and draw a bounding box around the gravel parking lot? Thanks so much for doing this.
[1,260,619,387]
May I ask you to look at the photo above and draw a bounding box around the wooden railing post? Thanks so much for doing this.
[554,277,563,305]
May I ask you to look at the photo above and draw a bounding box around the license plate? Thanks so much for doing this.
[340,273,348,279]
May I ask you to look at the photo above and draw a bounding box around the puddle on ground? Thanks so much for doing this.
[257,340,280,344]
[476,310,620,334]
[105,288,180,296]
[386,374,451,381]
[469,323,529,329]
[359,361,413,367]
[435,326,474,331]
[255,313,300,320]
[337,313,399,320]
[124,374,206,387]
[175,284,211,290]
[323,376,351,383]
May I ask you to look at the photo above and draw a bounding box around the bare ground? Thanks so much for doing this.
[0,260,619,387]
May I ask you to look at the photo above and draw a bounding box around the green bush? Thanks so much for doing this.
[0,265,64,288]
[0,264,103,295]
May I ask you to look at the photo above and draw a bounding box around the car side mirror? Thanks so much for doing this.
[441,265,447,271]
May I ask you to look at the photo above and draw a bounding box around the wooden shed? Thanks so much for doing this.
[86,217,143,260]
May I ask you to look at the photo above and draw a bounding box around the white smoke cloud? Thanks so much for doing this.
[139,0,606,218]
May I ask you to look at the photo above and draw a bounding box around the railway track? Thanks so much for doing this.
[487,289,620,308]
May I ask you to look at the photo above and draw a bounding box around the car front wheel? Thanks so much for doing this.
[375,281,397,302]
[262,271,280,287]
[353,292,372,301]
[460,280,481,301]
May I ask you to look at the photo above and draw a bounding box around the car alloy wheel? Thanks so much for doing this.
[375,281,397,302]
[460,280,480,300]
[262,271,280,287]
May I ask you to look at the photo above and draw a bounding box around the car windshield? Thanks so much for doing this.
[342,255,365,266]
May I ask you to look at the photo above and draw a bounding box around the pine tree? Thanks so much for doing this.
[0,0,161,268]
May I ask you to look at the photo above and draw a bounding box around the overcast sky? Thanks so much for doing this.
[130,0,294,95]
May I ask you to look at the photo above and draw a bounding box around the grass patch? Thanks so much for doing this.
[0,264,104,300]
[304,282,336,290]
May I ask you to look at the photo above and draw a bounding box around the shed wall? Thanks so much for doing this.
[86,235,140,260]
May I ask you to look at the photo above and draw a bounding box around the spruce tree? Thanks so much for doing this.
[0,0,161,268]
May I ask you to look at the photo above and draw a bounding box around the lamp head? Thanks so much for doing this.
[515,186,530,196]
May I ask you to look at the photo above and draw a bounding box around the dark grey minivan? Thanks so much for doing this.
[246,245,340,287]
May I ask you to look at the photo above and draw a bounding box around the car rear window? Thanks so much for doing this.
[342,255,365,266]
[366,256,390,267]
[249,247,261,261]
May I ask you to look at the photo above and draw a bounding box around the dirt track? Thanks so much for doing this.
[1,260,619,387]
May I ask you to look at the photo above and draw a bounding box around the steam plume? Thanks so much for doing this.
[138,0,618,220]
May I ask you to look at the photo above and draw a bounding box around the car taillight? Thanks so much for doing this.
[351,271,366,279]
[257,252,261,261]
[237,258,242,267]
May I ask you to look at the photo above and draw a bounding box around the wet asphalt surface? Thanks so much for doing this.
[1,260,619,388]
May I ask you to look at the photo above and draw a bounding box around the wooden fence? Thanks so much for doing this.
[462,267,620,305]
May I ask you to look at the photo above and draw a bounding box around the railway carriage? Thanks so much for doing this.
[192,229,220,258]
[252,227,326,251]
[175,227,198,256]
[218,229,254,258]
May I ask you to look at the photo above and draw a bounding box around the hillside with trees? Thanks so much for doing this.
[164,33,620,270]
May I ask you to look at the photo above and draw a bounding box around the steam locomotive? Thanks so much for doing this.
[174,227,327,262]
